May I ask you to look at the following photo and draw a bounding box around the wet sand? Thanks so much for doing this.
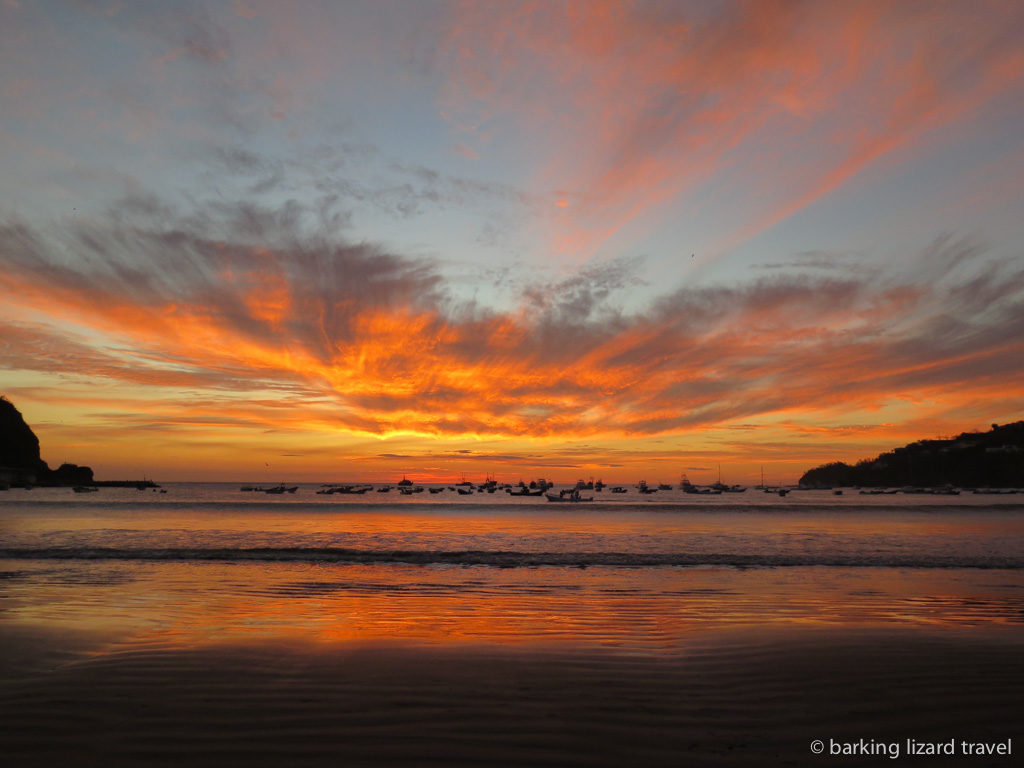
[2,627,1021,767]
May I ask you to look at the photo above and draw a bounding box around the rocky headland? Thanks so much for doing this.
[0,396,117,487]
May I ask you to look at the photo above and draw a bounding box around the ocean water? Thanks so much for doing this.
[2,483,1024,652]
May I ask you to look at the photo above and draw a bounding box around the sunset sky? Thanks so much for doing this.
[2,0,1023,483]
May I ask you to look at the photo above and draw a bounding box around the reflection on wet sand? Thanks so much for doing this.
[3,561,1024,654]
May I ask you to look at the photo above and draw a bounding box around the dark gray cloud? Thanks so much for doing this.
[756,249,864,272]
[523,255,646,325]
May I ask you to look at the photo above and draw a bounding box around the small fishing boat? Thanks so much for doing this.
[334,485,371,495]
[262,485,297,494]
[681,474,720,494]
[545,491,593,503]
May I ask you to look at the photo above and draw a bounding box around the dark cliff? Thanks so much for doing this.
[0,397,93,486]
[0,396,48,474]
[799,421,1024,488]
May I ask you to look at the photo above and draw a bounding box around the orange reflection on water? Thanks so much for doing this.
[4,560,1023,657]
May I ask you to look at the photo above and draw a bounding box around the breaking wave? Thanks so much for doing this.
[1,547,1022,569]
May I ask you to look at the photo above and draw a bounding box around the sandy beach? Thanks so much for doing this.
[2,626,1021,767]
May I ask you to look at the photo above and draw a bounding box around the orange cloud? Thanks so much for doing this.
[2,214,1023,468]
[437,1,1024,258]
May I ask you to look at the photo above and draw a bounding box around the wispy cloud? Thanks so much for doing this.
[438,0,1024,257]
[3,198,1022,444]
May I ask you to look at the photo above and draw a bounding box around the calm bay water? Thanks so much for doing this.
[2,483,1024,653]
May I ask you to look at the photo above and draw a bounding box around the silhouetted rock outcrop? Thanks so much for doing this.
[0,396,94,486]
[0,396,48,474]
[800,422,1024,488]
[50,462,95,486]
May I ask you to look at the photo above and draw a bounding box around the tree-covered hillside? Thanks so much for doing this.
[799,422,1024,488]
